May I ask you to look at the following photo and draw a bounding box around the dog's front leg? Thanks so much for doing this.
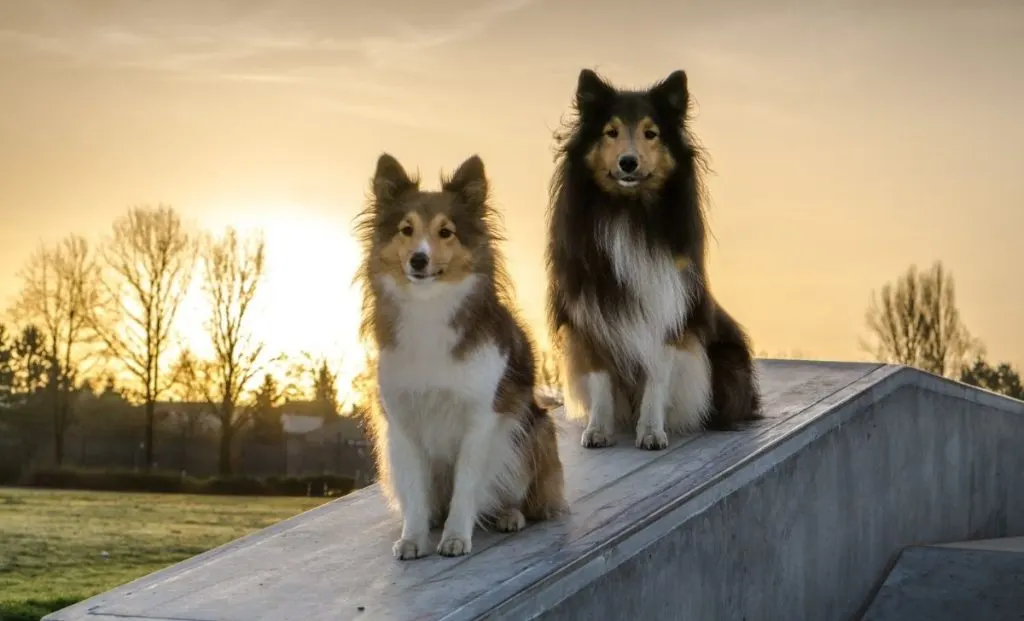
[636,352,673,450]
[439,413,499,557]
[388,425,432,560]
[580,370,616,448]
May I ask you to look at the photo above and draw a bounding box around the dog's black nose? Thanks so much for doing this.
[409,252,429,272]
[618,154,639,174]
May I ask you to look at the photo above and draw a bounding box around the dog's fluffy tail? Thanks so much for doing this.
[522,401,568,521]
[705,307,762,430]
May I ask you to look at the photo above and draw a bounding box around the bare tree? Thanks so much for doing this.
[198,227,267,476]
[168,348,214,472]
[91,205,197,470]
[170,349,203,402]
[10,235,100,465]
[861,261,980,377]
[169,348,209,406]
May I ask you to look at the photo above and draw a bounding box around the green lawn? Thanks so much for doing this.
[0,488,331,621]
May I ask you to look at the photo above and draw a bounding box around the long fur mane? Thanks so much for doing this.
[544,74,716,345]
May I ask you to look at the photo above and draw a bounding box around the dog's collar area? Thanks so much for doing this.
[674,255,691,271]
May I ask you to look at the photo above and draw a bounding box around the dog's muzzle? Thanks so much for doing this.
[612,153,648,188]
[405,252,444,282]
[609,171,650,188]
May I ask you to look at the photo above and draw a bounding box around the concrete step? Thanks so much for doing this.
[860,540,1024,621]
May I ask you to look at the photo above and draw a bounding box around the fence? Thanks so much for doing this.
[0,422,376,487]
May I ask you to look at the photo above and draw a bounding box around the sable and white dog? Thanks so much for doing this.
[546,69,763,451]
[355,153,566,560]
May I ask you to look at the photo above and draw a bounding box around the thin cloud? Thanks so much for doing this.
[0,0,540,78]
[0,0,544,134]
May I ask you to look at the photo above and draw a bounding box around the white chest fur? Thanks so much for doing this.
[376,275,509,459]
[568,219,696,369]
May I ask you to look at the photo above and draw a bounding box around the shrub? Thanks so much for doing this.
[0,463,22,485]
[28,469,186,493]
[197,475,265,496]
[17,467,355,498]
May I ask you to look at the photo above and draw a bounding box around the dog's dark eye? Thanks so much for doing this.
[400,225,414,237]
[438,228,453,239]
[644,129,658,140]
[605,128,619,139]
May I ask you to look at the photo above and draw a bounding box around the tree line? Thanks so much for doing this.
[0,204,367,476]
[2,206,1019,479]
[861,260,1022,399]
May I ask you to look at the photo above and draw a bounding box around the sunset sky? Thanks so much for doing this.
[1,0,1022,388]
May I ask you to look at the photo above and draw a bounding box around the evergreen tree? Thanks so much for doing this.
[960,358,1024,400]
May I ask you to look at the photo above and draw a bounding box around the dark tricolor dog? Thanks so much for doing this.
[545,68,762,450]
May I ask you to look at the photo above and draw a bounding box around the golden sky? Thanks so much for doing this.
[1,0,1022,375]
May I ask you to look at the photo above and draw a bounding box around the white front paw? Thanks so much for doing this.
[495,508,526,533]
[635,426,669,450]
[393,537,430,561]
[437,533,472,557]
[581,425,615,448]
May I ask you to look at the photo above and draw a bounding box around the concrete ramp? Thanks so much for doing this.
[44,361,1024,621]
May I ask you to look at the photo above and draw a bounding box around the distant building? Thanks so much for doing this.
[155,401,221,433]
[281,408,375,485]
[281,413,323,435]
[134,401,376,483]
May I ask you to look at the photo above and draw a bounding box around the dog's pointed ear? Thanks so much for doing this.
[373,153,416,203]
[651,70,689,118]
[576,69,615,112]
[443,154,488,205]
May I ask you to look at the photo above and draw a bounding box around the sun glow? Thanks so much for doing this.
[175,205,367,401]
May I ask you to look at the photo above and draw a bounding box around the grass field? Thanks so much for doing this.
[0,488,331,621]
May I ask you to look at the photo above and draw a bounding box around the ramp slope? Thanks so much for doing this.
[44,360,1024,621]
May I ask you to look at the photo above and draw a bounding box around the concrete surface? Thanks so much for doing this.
[932,535,1024,553]
[859,545,1024,621]
[43,360,1024,621]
